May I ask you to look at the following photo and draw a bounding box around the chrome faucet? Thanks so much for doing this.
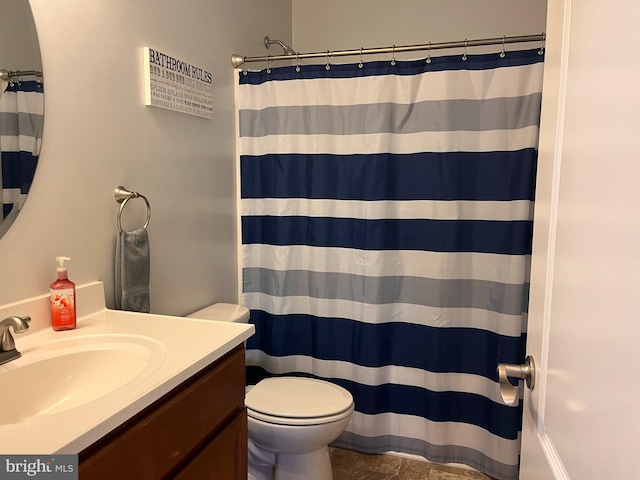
[0,315,31,365]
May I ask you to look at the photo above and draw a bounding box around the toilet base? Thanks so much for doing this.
[248,465,274,480]
[248,437,276,480]
[275,446,333,480]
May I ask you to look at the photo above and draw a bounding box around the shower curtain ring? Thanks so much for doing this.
[326,50,331,70]
[391,45,396,66]
[296,52,301,72]
[426,42,432,64]
[266,56,272,74]
[538,32,546,55]
[358,47,364,69]
[500,35,506,58]
[462,39,468,61]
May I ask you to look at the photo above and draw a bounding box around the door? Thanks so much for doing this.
[518,0,640,478]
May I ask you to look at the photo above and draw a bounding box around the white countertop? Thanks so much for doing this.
[0,282,254,454]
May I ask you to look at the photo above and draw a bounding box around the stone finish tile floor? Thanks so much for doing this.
[329,447,496,480]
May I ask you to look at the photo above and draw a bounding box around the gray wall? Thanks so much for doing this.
[0,0,292,314]
[0,0,42,71]
[293,0,547,57]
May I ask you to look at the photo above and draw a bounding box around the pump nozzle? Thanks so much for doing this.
[55,256,71,268]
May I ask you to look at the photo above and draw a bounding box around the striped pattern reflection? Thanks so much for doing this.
[0,80,44,219]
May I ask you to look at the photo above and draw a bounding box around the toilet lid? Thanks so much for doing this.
[245,377,353,419]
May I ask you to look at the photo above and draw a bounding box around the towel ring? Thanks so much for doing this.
[115,186,151,234]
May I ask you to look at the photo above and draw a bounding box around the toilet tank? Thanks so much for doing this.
[187,303,250,323]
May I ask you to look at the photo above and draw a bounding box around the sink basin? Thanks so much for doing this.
[0,335,165,426]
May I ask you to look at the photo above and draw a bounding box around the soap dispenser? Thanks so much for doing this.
[50,256,76,331]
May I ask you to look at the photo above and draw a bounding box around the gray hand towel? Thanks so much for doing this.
[115,228,150,313]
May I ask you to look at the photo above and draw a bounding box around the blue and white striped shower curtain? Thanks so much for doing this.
[0,79,44,219]
[238,48,544,480]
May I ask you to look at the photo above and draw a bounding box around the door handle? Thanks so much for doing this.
[497,355,535,406]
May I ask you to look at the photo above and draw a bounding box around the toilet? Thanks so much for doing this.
[188,303,355,480]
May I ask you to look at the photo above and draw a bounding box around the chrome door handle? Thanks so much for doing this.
[497,355,535,406]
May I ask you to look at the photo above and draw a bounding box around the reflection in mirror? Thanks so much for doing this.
[0,0,44,238]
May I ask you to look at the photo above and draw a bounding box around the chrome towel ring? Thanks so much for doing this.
[114,186,151,233]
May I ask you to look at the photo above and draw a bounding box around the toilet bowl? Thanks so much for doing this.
[188,304,354,480]
[246,376,354,480]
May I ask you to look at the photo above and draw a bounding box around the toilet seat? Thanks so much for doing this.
[247,406,354,426]
[245,377,354,426]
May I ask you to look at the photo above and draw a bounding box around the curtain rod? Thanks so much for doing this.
[231,33,545,68]
[0,69,43,81]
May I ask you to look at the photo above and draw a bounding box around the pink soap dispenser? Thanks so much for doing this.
[50,256,77,331]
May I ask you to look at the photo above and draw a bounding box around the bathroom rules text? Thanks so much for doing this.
[143,47,213,119]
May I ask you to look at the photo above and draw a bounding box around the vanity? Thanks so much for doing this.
[0,282,254,479]
[79,345,247,479]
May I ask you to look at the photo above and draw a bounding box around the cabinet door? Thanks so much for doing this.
[79,346,246,480]
[174,411,248,480]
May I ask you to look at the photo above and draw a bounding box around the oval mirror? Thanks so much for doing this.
[0,0,44,238]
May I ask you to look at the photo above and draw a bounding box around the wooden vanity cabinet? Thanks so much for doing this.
[79,345,247,480]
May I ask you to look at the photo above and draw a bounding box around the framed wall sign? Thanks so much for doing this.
[143,47,213,119]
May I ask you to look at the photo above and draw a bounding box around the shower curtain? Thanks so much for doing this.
[238,48,544,480]
[0,79,44,219]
